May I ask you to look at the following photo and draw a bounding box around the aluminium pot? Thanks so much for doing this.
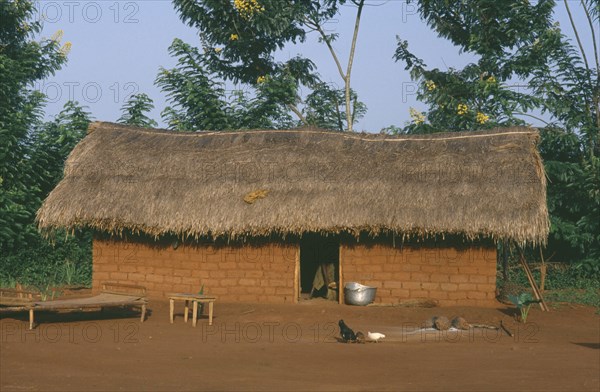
[344,282,377,306]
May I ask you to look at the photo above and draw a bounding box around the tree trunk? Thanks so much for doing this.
[345,0,365,132]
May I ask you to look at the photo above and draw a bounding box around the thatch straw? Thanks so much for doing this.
[36,122,549,245]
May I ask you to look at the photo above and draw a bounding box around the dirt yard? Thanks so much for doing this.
[1,298,598,391]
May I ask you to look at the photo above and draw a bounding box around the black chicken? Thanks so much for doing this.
[338,319,357,343]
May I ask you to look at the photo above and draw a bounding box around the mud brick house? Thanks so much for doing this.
[37,122,549,306]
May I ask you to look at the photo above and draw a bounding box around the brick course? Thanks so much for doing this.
[93,239,297,302]
[93,238,497,306]
[341,243,497,306]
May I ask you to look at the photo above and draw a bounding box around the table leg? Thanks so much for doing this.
[169,299,174,324]
[208,301,214,326]
[184,300,189,323]
[29,309,34,330]
[192,301,198,327]
[140,304,146,323]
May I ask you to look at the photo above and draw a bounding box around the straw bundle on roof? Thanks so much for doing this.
[37,122,549,245]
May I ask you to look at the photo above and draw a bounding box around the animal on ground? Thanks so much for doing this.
[451,316,470,330]
[367,331,386,343]
[355,331,365,344]
[433,316,450,331]
[338,319,357,343]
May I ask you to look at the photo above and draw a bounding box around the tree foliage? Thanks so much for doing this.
[0,1,69,251]
[393,0,559,131]
[156,38,295,131]
[0,1,92,286]
[0,100,92,281]
[31,102,91,195]
[394,0,600,270]
[161,0,367,131]
[118,93,158,128]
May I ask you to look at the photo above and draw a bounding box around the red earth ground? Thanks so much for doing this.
[1,297,599,391]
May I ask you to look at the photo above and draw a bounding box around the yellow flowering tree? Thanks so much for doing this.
[156,39,298,131]
[476,112,489,124]
[393,0,600,274]
[409,107,426,124]
[169,0,368,131]
[233,0,265,20]
[392,2,556,131]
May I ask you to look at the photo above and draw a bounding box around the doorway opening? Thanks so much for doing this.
[299,233,339,301]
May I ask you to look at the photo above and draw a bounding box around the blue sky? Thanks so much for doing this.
[35,0,596,132]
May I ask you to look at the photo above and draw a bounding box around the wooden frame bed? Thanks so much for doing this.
[0,282,148,329]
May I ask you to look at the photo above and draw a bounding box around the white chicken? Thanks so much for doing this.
[367,331,385,343]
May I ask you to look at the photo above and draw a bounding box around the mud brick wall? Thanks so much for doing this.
[341,244,497,307]
[92,239,297,303]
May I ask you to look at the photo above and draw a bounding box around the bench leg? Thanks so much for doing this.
[192,301,198,327]
[169,299,174,324]
[140,304,146,323]
[29,309,34,330]
[208,301,214,326]
[184,300,189,323]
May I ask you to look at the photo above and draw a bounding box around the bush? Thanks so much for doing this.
[0,231,92,289]
[497,262,600,291]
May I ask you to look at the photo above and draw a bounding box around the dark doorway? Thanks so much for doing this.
[299,233,339,299]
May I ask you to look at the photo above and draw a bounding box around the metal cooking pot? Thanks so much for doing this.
[344,282,377,306]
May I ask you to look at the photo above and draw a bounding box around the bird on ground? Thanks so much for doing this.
[367,331,386,343]
[338,319,357,343]
[355,331,366,344]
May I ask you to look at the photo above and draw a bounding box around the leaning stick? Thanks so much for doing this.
[518,247,549,311]
[500,320,514,337]
[470,323,500,330]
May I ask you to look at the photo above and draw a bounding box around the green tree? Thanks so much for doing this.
[31,101,92,196]
[118,93,158,128]
[156,39,234,131]
[393,0,556,131]
[156,38,297,131]
[304,82,366,130]
[164,0,367,131]
[0,1,69,251]
[0,100,93,287]
[0,1,93,287]
[393,0,599,271]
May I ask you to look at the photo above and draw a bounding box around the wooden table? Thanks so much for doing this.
[168,293,216,326]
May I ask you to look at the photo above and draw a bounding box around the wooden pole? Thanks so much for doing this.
[294,246,300,304]
[539,247,547,292]
[502,240,509,282]
[518,247,549,311]
[338,244,344,305]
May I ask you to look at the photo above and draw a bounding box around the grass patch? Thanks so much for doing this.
[497,263,600,291]
[497,262,599,313]
[544,288,600,310]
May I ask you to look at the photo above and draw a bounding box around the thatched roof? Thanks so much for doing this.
[37,122,549,245]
